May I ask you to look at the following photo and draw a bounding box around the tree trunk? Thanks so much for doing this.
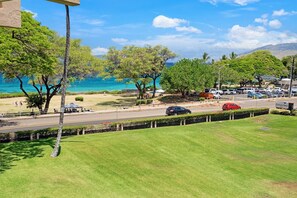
[51,5,70,158]
[152,78,157,98]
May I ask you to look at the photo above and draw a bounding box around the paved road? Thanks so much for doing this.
[1,95,296,133]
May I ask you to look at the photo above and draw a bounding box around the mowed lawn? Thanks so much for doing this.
[1,115,297,198]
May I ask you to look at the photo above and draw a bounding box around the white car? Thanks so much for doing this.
[209,88,223,95]
[213,93,221,99]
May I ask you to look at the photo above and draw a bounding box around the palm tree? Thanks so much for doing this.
[221,54,228,60]
[51,5,71,157]
[229,52,238,59]
[202,52,210,63]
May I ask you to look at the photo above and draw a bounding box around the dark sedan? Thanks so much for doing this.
[166,106,191,116]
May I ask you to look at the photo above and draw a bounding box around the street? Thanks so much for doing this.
[1,95,296,133]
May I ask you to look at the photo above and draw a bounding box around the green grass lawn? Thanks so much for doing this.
[1,114,297,198]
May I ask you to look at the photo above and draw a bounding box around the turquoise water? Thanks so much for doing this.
[0,75,160,93]
[0,63,172,93]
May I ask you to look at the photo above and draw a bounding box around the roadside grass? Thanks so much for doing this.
[0,114,297,197]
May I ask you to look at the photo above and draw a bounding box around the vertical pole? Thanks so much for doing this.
[51,5,70,157]
[289,57,295,98]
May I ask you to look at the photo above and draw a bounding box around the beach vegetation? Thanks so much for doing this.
[160,58,214,97]
[74,96,84,102]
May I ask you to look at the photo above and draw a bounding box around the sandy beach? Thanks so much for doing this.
[0,93,137,114]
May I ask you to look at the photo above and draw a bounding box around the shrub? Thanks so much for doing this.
[147,99,153,104]
[136,100,146,105]
[75,96,84,102]
[270,109,294,116]
[198,97,205,101]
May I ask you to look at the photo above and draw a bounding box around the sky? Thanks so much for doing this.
[21,0,297,60]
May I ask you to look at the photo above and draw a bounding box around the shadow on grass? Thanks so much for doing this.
[96,98,136,107]
[0,138,55,174]
[158,95,199,104]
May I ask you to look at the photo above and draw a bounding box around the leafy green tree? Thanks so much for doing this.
[160,59,214,97]
[282,55,297,79]
[0,11,56,114]
[145,45,176,98]
[0,12,100,114]
[243,50,287,87]
[105,46,154,99]
[212,60,240,89]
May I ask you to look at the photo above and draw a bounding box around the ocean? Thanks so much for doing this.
[0,74,159,93]
[0,63,173,93]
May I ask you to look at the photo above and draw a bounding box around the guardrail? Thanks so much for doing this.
[0,108,269,143]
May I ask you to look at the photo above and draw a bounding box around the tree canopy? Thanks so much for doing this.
[0,11,100,114]
[104,45,176,99]
[160,58,214,97]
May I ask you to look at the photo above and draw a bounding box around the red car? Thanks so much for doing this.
[222,102,241,111]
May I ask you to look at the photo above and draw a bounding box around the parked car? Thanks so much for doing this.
[236,88,245,94]
[222,89,231,95]
[209,88,223,95]
[247,91,264,99]
[198,92,214,99]
[213,93,221,99]
[229,89,237,95]
[243,87,255,94]
[222,103,241,111]
[166,106,191,116]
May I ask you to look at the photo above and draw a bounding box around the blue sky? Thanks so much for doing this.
[22,0,297,60]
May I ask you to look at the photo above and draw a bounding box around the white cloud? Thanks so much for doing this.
[269,19,282,29]
[153,15,187,28]
[254,15,268,25]
[272,9,297,17]
[83,19,104,26]
[112,38,128,44]
[214,24,297,50]
[273,9,289,16]
[201,0,259,6]
[91,47,108,56]
[175,26,202,34]
[23,9,38,18]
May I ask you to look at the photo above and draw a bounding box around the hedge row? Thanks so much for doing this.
[112,108,269,130]
[0,108,269,143]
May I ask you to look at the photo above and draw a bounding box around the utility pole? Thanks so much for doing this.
[289,57,295,98]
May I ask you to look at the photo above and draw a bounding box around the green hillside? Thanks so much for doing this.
[1,115,297,198]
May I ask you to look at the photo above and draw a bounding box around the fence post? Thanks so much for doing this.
[232,113,235,120]
[229,114,232,120]
[180,120,183,126]
[82,128,85,135]
[36,133,40,140]
[206,116,208,122]
[121,124,124,131]
[77,129,80,136]
[154,121,157,128]
[9,132,16,142]
[184,119,186,125]
[150,121,153,128]
[30,133,34,141]
[209,115,212,122]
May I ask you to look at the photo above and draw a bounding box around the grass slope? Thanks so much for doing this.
[1,115,297,198]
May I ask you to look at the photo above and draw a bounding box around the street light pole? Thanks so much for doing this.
[289,57,295,98]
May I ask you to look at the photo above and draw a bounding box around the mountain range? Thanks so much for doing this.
[246,43,297,59]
